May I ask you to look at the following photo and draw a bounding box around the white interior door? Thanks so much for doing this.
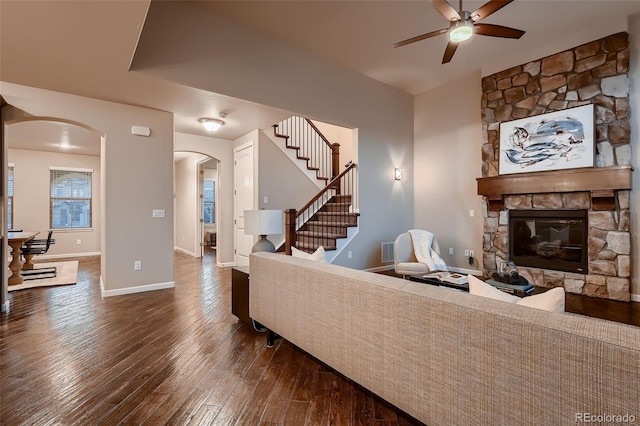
[234,143,254,266]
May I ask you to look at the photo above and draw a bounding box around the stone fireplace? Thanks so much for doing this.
[478,32,633,301]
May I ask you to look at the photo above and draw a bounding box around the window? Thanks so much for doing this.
[50,167,93,229]
[203,180,215,224]
[8,165,14,230]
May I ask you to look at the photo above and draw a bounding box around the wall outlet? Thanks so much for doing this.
[448,247,454,255]
[347,251,353,259]
[76,239,81,245]
[134,260,142,270]
[469,209,475,217]
[464,249,469,257]
[469,250,475,258]
[263,196,269,204]
[152,209,165,218]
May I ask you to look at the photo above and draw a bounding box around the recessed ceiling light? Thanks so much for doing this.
[199,118,225,132]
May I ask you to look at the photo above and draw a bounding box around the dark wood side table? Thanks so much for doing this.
[231,266,251,326]
[231,265,266,332]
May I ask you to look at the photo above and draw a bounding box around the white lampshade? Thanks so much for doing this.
[244,209,283,236]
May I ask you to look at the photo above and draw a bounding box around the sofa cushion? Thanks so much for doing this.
[516,287,565,312]
[291,245,326,263]
[468,275,565,312]
[468,275,521,303]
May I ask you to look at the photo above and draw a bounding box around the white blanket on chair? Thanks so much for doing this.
[408,229,448,272]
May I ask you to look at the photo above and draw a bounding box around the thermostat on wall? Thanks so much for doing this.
[131,125,151,137]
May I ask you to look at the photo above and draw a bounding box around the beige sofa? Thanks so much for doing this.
[249,252,640,425]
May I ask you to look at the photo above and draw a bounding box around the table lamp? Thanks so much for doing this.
[244,209,284,253]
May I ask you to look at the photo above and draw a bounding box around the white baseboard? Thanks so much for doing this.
[100,276,175,298]
[448,266,483,276]
[217,261,235,267]
[631,294,640,303]
[365,264,395,273]
[174,247,197,257]
[37,252,100,260]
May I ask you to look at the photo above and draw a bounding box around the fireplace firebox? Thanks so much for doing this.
[509,210,588,273]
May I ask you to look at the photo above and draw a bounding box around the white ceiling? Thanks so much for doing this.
[2,0,639,156]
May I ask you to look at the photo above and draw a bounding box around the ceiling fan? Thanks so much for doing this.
[393,0,525,64]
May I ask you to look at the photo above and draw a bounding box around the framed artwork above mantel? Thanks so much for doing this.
[499,104,595,175]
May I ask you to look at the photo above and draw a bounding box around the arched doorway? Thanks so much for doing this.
[2,112,102,309]
[173,151,220,259]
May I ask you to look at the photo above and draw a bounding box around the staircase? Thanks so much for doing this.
[274,115,358,258]
[284,162,358,256]
[273,116,340,186]
[294,194,358,252]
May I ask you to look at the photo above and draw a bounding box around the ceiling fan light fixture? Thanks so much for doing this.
[449,20,473,43]
[199,118,225,132]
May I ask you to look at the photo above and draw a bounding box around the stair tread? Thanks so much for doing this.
[298,231,346,238]
[295,242,336,251]
[317,212,360,216]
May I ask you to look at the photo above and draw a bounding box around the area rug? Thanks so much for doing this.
[8,261,79,291]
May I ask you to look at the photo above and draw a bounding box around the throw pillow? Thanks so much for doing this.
[467,275,521,303]
[516,287,565,312]
[291,246,326,263]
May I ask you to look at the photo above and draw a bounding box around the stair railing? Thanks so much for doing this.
[285,162,357,255]
[274,116,341,181]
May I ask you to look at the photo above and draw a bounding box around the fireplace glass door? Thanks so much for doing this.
[509,210,587,273]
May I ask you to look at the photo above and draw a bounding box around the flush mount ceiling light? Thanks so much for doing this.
[199,118,225,132]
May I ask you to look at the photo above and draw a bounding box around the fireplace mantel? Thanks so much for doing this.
[477,166,633,211]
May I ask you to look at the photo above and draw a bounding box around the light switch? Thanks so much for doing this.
[469,209,475,217]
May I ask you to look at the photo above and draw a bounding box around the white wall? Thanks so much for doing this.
[629,14,640,300]
[8,148,101,257]
[173,154,199,256]
[414,70,485,271]
[132,1,414,269]
[174,132,234,266]
[2,82,174,296]
[311,119,357,167]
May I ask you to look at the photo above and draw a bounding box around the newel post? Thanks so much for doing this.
[284,209,297,255]
[331,143,340,179]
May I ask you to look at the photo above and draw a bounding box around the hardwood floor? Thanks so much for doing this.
[1,250,423,425]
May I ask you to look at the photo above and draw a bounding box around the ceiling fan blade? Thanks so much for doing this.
[474,23,525,39]
[431,0,461,22]
[392,28,449,48]
[442,42,459,64]
[470,0,514,22]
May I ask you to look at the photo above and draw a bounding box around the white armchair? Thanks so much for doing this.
[394,231,443,278]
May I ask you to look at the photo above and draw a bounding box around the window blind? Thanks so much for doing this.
[8,166,14,229]
[50,167,92,229]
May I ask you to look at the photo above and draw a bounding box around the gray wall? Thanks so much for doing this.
[2,82,174,295]
[132,1,414,269]
[413,70,484,272]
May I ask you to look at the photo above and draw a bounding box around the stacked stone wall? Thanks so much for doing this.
[480,32,632,301]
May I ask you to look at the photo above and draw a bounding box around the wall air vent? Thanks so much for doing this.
[381,242,395,263]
